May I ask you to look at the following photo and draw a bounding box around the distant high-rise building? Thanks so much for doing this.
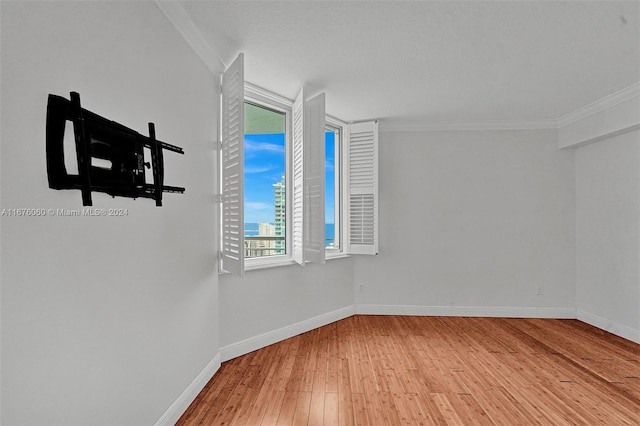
[245,222,276,258]
[273,175,285,254]
[259,222,275,236]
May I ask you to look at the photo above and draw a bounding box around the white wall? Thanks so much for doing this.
[1,2,219,425]
[575,130,640,341]
[354,129,576,317]
[219,258,354,359]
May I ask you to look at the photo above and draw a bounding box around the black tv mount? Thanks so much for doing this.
[46,91,185,206]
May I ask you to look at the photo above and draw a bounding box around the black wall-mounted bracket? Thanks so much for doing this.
[46,92,185,206]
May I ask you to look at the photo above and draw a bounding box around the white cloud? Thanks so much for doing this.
[245,202,272,211]
[245,165,275,174]
[245,140,285,154]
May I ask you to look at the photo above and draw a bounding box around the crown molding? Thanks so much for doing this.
[381,82,640,133]
[379,119,559,133]
[155,1,225,74]
[557,82,640,129]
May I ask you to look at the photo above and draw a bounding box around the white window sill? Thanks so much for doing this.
[244,255,297,272]
[326,250,350,260]
[239,250,350,273]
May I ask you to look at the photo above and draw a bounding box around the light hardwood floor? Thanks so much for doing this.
[177,316,639,425]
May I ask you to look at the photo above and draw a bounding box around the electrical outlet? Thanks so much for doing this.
[358,284,365,293]
[536,286,543,296]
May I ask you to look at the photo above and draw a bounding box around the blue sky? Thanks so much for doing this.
[244,132,335,224]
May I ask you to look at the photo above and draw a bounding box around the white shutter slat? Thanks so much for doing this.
[304,93,326,264]
[292,88,305,265]
[345,121,378,255]
[220,53,245,275]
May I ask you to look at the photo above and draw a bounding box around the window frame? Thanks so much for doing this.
[240,84,350,270]
[241,93,352,271]
[325,115,347,259]
[243,83,297,271]
[221,62,376,274]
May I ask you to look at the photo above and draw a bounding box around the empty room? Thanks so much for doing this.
[1,1,638,425]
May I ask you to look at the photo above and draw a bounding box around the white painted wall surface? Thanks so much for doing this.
[575,130,640,342]
[1,2,219,425]
[219,258,354,355]
[354,130,576,316]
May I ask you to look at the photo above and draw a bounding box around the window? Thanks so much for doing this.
[220,53,378,275]
[243,83,295,270]
[325,120,342,253]
[243,101,287,259]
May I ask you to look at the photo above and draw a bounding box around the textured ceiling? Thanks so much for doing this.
[180,0,640,126]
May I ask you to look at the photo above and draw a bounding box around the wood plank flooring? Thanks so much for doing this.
[177,316,640,425]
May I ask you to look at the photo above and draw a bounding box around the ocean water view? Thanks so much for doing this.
[245,222,335,245]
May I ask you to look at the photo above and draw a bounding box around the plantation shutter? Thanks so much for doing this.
[345,121,378,255]
[220,53,245,275]
[292,88,305,265]
[304,93,326,264]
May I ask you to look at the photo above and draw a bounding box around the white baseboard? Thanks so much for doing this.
[577,309,640,344]
[355,304,576,319]
[219,305,356,362]
[155,353,221,426]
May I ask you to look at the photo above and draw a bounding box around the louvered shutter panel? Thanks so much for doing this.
[304,93,326,264]
[345,121,378,255]
[292,88,305,265]
[220,53,245,275]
